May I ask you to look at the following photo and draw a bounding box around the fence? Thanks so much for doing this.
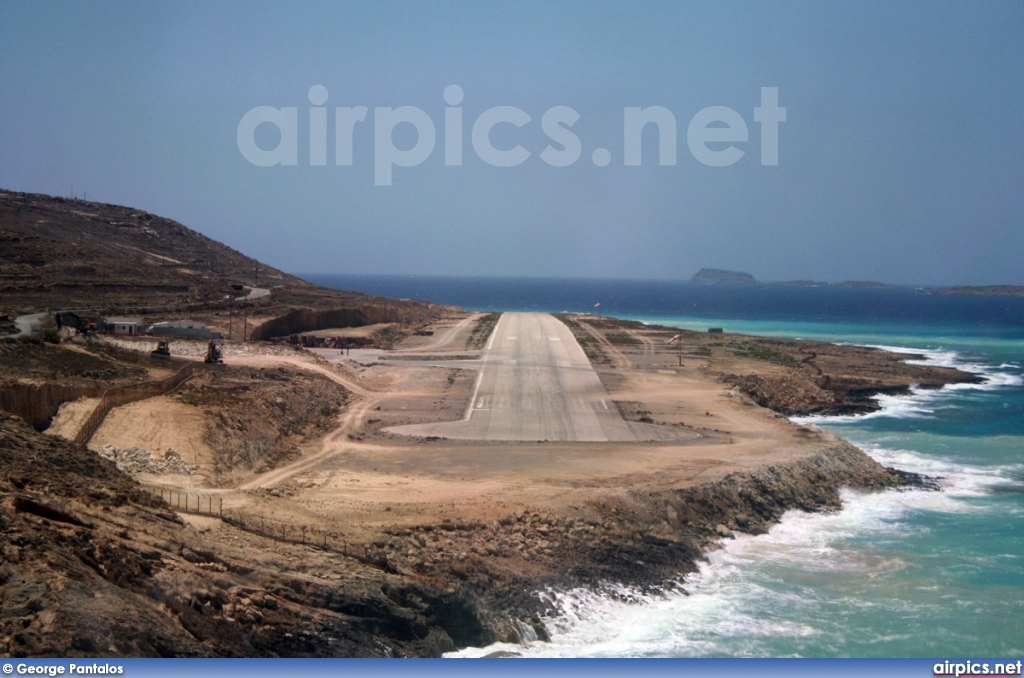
[0,382,105,430]
[143,489,343,549]
[148,487,223,516]
[142,490,394,571]
[220,511,397,570]
[222,510,345,549]
[73,362,194,445]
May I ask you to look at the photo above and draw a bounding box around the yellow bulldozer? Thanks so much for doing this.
[150,341,171,360]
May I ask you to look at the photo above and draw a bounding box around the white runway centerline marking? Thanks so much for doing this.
[389,313,636,442]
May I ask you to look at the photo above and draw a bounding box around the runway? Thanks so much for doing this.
[388,312,636,442]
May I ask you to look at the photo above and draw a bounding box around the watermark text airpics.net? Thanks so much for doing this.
[237,85,786,186]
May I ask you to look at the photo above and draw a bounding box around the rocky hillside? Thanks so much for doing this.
[0,189,442,341]
[0,410,487,657]
[175,365,351,480]
[0,190,312,314]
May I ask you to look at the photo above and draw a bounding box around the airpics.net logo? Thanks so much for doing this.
[934,661,1024,677]
[237,85,786,186]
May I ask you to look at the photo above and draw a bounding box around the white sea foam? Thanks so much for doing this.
[861,343,1022,388]
[792,387,949,424]
[793,345,1021,426]
[865,447,1024,507]
[447,445,1022,659]
[449,340,1022,659]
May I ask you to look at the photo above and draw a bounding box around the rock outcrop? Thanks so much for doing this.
[690,268,757,284]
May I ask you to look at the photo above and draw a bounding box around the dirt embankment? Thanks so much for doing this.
[77,358,352,486]
[175,366,350,481]
[249,306,433,342]
[0,340,151,430]
[0,339,149,388]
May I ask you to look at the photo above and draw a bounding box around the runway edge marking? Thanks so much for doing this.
[465,312,502,421]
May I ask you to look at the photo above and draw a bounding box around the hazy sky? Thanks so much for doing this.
[1,1,1021,285]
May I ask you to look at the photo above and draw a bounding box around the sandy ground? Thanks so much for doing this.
[89,396,215,476]
[83,311,829,543]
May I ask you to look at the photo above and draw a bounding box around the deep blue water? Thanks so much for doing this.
[307,274,1024,657]
[307,274,1024,340]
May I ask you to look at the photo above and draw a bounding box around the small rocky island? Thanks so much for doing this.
[690,268,757,285]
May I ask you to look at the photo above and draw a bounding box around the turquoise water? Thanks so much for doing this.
[453,316,1024,657]
[306,275,1024,657]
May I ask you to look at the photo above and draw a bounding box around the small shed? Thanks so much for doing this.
[106,317,143,336]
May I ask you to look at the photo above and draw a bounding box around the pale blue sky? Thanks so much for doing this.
[1,1,1021,285]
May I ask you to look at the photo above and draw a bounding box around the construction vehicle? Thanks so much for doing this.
[150,340,171,360]
[55,312,100,335]
[204,340,224,364]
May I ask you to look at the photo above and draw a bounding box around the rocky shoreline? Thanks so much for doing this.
[396,438,930,649]
[1,407,931,657]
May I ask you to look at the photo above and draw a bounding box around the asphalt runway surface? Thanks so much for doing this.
[389,312,636,442]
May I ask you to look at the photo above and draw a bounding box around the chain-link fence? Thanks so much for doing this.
[148,486,223,516]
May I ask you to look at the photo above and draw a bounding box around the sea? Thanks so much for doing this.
[308,275,1024,657]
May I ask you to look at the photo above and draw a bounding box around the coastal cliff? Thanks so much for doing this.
[390,437,921,646]
[0,408,925,656]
